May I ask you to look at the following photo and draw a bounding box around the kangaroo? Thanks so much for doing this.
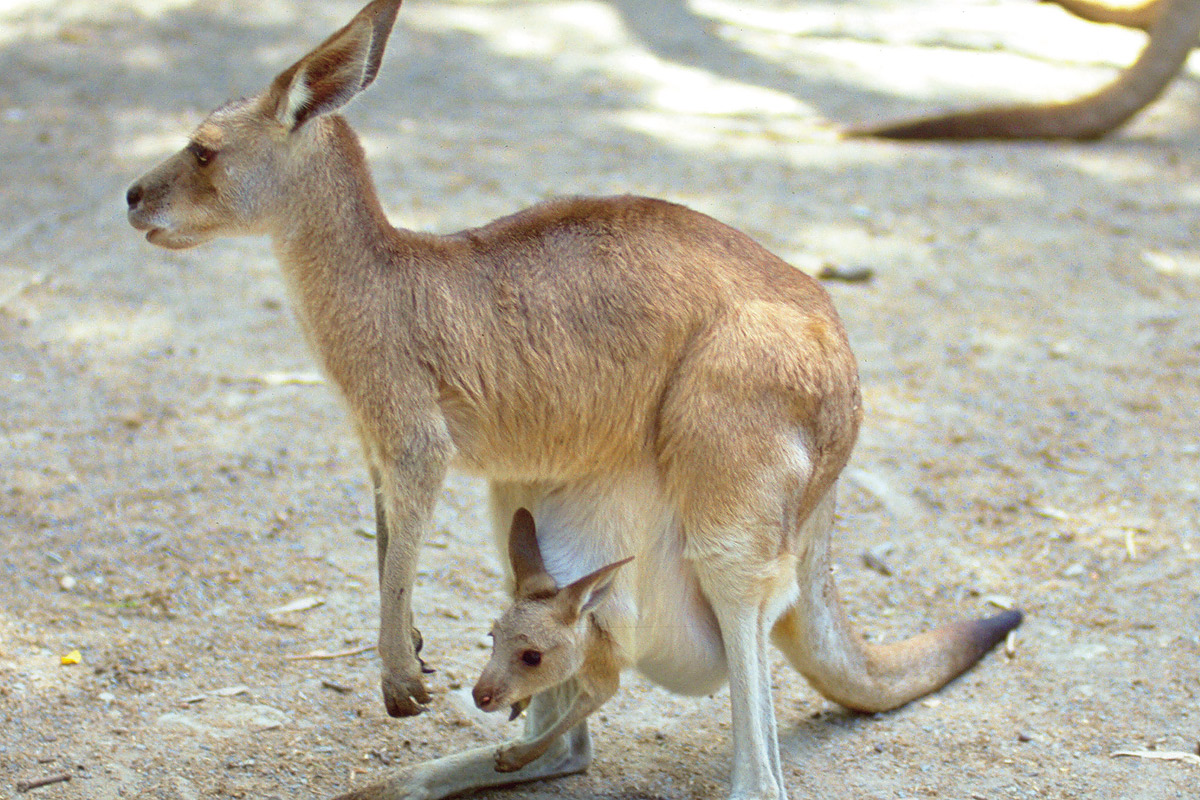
[473,509,633,774]
[855,0,1200,140]
[125,1,1022,798]
[475,508,1021,782]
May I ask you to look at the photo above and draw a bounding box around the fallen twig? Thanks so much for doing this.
[861,543,893,576]
[16,773,72,793]
[286,644,374,661]
[269,595,325,615]
[1112,749,1200,766]
[1032,505,1072,522]
[248,371,325,386]
[845,468,919,521]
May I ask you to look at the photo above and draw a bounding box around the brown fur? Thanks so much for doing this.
[126,2,1022,798]
[852,0,1200,140]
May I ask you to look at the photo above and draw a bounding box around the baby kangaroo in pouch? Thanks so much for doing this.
[474,509,631,774]
[476,508,1021,786]
[125,0,1022,797]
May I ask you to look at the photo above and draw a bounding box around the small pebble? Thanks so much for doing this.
[1048,341,1073,359]
[1063,563,1086,578]
[862,542,895,576]
[818,263,875,283]
[59,575,77,591]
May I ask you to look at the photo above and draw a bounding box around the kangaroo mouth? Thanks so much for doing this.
[508,698,529,721]
[145,227,205,251]
[128,210,206,250]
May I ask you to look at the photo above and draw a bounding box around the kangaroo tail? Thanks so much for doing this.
[844,0,1200,141]
[772,601,1021,713]
[772,489,1022,713]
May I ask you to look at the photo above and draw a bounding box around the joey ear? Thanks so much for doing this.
[266,0,403,131]
[561,556,634,619]
[508,508,550,595]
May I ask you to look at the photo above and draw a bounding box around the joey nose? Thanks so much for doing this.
[472,685,493,710]
[126,183,143,209]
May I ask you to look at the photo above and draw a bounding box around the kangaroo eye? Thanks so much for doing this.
[520,650,542,667]
[187,141,216,167]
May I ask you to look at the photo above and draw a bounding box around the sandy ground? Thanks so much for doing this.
[2,0,1199,798]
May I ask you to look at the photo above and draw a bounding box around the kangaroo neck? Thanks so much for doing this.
[270,115,404,291]
[265,115,430,386]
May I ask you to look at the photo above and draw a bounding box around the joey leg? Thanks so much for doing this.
[494,668,618,772]
[333,681,593,800]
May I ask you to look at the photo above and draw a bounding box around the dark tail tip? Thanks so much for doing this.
[844,107,1096,142]
[970,608,1024,656]
[844,113,1016,141]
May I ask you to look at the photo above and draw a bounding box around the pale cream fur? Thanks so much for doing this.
[126,2,1021,798]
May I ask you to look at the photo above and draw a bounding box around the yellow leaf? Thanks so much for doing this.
[61,650,82,666]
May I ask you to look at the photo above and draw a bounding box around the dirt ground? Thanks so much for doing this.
[2,0,1198,798]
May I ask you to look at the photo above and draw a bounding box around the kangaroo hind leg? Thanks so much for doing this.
[704,596,788,800]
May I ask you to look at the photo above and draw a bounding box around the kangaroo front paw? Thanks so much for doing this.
[493,744,535,773]
[382,670,431,718]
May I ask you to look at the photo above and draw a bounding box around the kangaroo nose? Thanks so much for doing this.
[126,183,143,209]
[473,686,492,710]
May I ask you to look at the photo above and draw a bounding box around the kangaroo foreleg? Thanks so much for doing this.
[371,421,452,718]
[368,465,431,677]
[494,664,618,772]
[710,600,787,800]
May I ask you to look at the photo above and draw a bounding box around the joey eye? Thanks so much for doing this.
[520,650,542,667]
[187,142,216,167]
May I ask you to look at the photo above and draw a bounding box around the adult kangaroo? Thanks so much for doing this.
[858,0,1200,140]
[125,1,1021,798]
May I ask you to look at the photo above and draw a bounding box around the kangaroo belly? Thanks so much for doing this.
[632,555,727,696]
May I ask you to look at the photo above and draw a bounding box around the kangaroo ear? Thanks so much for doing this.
[561,556,634,620]
[508,508,552,596]
[266,0,403,131]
